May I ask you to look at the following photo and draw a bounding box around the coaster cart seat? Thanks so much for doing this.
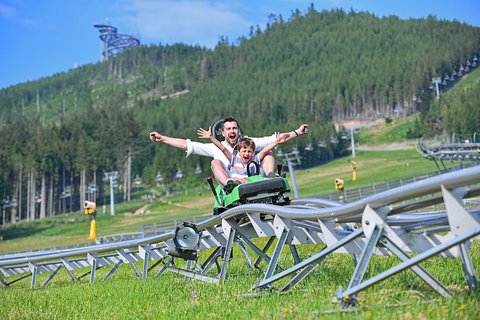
[212,161,291,216]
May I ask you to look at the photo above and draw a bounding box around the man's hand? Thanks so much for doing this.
[197,127,213,140]
[296,124,309,135]
[149,131,163,142]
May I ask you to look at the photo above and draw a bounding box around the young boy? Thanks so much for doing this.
[198,127,290,190]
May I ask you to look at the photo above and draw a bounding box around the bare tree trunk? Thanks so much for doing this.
[27,167,36,221]
[40,172,46,219]
[199,56,206,83]
[80,167,86,210]
[93,165,97,202]
[17,163,23,222]
[123,147,131,202]
[11,201,16,224]
[11,167,18,223]
[48,177,54,216]
[32,168,36,220]
[26,169,31,221]
[127,149,131,202]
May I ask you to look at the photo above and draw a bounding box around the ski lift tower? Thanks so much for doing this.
[104,172,118,216]
[431,77,441,99]
[94,23,140,61]
[277,148,301,199]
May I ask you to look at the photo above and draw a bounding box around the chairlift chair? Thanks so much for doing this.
[174,169,183,180]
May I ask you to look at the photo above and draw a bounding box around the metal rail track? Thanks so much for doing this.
[1,166,479,309]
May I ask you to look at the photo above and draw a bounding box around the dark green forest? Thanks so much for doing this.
[0,7,479,224]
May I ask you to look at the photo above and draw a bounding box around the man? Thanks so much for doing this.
[149,117,308,186]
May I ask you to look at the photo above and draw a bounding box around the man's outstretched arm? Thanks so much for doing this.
[258,133,290,162]
[252,123,308,175]
[150,131,222,159]
[150,131,187,150]
[253,123,309,148]
[284,123,309,142]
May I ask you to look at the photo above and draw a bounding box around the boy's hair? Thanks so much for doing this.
[237,137,255,151]
[221,117,238,129]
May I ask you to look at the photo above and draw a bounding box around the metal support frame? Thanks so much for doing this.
[200,247,223,275]
[0,165,479,310]
[459,242,479,291]
[60,258,79,282]
[338,226,480,302]
[254,236,275,269]
[237,234,278,271]
[88,254,98,284]
[142,250,150,279]
[279,256,325,293]
[237,240,253,270]
[42,265,63,288]
[0,273,7,288]
[163,255,219,284]
[165,265,219,284]
[29,262,38,289]
[263,227,290,281]
[1,273,31,287]
[185,260,193,281]
[379,236,451,297]
[102,260,124,283]
[443,185,480,290]
[155,258,173,279]
[347,225,383,289]
[335,225,383,307]
[219,227,237,283]
[117,249,142,278]
[255,228,364,290]
[147,259,164,274]
[289,245,301,264]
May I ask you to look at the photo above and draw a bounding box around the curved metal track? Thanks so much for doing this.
[1,166,479,308]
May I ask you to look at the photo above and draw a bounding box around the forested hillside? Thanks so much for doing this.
[0,6,479,224]
[420,67,480,138]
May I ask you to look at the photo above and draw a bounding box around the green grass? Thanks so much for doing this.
[456,66,480,91]
[0,241,478,319]
[0,198,209,253]
[295,149,436,197]
[357,116,417,145]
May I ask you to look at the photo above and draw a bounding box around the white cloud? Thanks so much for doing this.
[0,2,35,25]
[118,0,252,47]
[0,4,16,18]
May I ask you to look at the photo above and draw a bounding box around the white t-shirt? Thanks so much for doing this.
[185,134,277,167]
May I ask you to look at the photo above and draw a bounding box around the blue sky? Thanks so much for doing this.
[0,0,479,89]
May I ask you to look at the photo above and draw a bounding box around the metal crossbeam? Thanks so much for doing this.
[0,165,478,310]
[338,226,480,301]
[255,228,364,290]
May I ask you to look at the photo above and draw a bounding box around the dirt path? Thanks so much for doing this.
[356,141,416,151]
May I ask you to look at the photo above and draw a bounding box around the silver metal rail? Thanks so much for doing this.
[1,166,479,309]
